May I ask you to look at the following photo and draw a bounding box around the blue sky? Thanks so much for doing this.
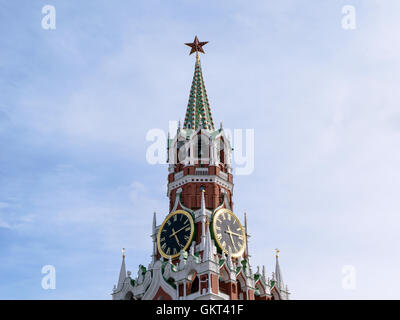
[1,0,400,299]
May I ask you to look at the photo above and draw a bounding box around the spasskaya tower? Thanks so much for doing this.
[112,36,290,300]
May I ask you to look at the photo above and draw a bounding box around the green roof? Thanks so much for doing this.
[183,56,215,131]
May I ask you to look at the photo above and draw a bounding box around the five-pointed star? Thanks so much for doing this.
[185,36,208,55]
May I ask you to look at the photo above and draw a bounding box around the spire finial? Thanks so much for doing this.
[275,248,280,257]
[122,248,126,258]
[182,37,214,131]
[185,36,208,56]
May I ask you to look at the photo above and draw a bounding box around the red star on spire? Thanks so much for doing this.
[185,36,208,55]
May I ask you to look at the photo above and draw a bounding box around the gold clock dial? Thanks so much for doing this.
[157,210,195,259]
[212,208,246,258]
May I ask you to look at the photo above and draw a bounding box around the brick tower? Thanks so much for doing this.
[111,37,290,300]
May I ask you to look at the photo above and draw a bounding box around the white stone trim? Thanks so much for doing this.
[167,174,233,197]
[142,260,177,300]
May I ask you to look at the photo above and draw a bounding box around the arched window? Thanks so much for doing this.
[193,134,210,163]
[190,276,199,294]
[217,138,225,164]
[218,277,229,295]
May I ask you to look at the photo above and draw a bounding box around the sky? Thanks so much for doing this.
[0,0,400,299]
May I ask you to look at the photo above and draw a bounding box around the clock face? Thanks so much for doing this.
[212,208,246,258]
[157,210,195,259]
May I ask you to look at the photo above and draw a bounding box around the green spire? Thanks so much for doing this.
[183,55,215,131]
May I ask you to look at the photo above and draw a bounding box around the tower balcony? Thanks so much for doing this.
[172,167,229,183]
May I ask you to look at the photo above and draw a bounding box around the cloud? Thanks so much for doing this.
[0,202,10,209]
[0,219,11,229]
[1,0,400,299]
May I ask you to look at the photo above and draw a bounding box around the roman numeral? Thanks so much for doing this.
[166,248,171,255]
[174,215,177,222]
[167,220,171,226]
[160,237,165,242]
[173,248,177,255]
[161,243,166,250]
[184,235,189,241]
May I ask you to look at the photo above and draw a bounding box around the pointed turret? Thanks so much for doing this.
[152,211,157,232]
[262,265,266,281]
[227,249,234,270]
[275,249,283,289]
[200,188,207,214]
[244,212,250,258]
[200,189,207,247]
[117,248,127,290]
[183,38,214,131]
[203,215,215,262]
[151,212,157,264]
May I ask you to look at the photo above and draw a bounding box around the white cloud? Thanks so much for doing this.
[2,0,400,299]
[0,202,10,209]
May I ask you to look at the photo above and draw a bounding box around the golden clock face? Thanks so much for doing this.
[157,210,195,259]
[212,208,246,258]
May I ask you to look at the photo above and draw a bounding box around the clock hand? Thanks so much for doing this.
[169,224,189,237]
[226,226,237,251]
[225,230,242,237]
[171,228,182,248]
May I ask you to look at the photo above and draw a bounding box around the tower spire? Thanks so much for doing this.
[244,212,250,258]
[275,249,283,289]
[117,248,126,291]
[203,215,214,262]
[152,211,157,231]
[183,36,214,131]
[152,212,157,263]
